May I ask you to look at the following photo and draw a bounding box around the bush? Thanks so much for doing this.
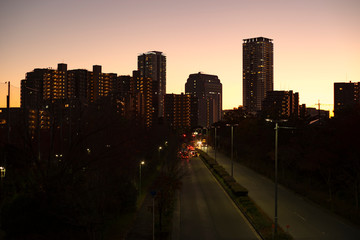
[229,182,248,196]
[223,175,236,186]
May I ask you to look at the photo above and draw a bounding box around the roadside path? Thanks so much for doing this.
[203,147,360,239]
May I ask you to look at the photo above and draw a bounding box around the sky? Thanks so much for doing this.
[0,0,359,113]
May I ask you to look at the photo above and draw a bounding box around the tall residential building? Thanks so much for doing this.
[132,70,153,128]
[21,68,48,109]
[138,51,166,119]
[243,37,273,113]
[43,63,68,103]
[334,82,360,115]
[164,93,191,131]
[87,65,117,103]
[262,90,299,119]
[67,69,89,101]
[185,72,222,127]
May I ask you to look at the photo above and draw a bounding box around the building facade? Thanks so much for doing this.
[334,82,360,115]
[262,90,299,119]
[243,37,273,113]
[164,93,191,131]
[185,72,222,128]
[137,51,166,119]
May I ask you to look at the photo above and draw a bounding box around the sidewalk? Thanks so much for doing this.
[202,146,360,240]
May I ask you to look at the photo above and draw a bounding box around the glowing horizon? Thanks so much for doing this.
[1,0,359,115]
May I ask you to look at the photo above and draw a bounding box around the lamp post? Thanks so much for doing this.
[266,119,295,239]
[209,126,221,160]
[214,127,217,161]
[226,124,238,177]
[139,161,145,196]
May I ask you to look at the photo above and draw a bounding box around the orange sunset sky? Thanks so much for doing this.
[1,0,359,114]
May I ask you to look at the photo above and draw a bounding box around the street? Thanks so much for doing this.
[204,147,360,239]
[172,156,260,240]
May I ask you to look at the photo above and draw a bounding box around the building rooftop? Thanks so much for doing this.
[243,37,273,43]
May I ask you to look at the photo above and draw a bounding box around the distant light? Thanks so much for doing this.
[87,148,91,154]
[141,161,145,165]
[0,166,5,178]
[159,146,162,150]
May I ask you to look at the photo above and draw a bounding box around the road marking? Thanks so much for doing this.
[294,211,306,221]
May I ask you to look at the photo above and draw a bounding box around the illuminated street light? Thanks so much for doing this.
[139,161,145,196]
[0,166,5,178]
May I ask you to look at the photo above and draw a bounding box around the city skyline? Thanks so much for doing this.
[1,0,359,113]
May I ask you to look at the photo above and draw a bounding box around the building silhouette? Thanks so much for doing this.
[334,82,360,115]
[243,37,273,113]
[164,93,191,131]
[88,65,117,103]
[21,63,125,131]
[185,72,222,127]
[137,51,166,120]
[131,70,153,128]
[21,68,47,109]
[43,63,68,102]
[262,90,299,119]
[20,59,168,130]
[67,69,89,101]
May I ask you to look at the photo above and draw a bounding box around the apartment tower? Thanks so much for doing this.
[185,72,222,128]
[137,51,166,120]
[243,37,273,113]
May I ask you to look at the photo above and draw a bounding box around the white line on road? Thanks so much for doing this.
[294,212,306,222]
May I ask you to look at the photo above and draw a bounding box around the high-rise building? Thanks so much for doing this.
[21,68,48,109]
[243,37,273,113]
[43,63,68,103]
[185,72,222,127]
[87,65,117,103]
[334,82,360,115]
[137,51,166,119]
[131,70,153,128]
[164,93,191,131]
[262,90,299,119]
[67,69,89,101]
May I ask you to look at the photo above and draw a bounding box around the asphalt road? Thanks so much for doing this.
[204,147,360,240]
[172,156,260,240]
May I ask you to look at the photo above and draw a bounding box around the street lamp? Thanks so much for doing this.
[266,119,295,239]
[226,124,238,177]
[0,166,5,178]
[211,126,220,161]
[139,161,145,196]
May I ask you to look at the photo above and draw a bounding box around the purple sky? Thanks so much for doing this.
[1,0,359,113]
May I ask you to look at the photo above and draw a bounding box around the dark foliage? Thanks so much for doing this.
[0,100,170,239]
